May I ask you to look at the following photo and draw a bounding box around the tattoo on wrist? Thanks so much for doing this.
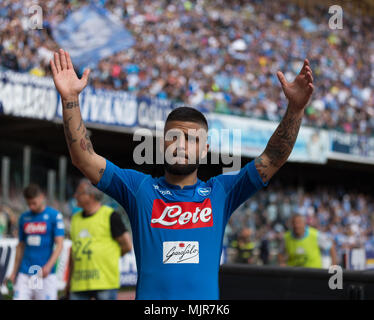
[63,100,79,109]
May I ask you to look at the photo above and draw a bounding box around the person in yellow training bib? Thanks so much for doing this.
[278,213,337,268]
[65,179,132,300]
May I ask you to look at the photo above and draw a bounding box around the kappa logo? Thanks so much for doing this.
[197,187,211,197]
[153,184,172,196]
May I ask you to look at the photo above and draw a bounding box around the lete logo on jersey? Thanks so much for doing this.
[151,198,213,229]
[24,222,47,234]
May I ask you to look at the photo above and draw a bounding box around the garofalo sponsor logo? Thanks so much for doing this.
[163,241,199,264]
[151,199,213,229]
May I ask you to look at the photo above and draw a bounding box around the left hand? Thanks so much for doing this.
[277,59,314,110]
[42,264,52,278]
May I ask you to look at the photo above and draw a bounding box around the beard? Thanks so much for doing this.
[163,162,200,176]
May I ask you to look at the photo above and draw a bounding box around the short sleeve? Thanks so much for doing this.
[213,160,268,218]
[53,211,65,237]
[110,211,127,238]
[93,158,148,217]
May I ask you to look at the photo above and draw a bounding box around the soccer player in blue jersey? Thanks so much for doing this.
[6,184,65,300]
[51,49,314,299]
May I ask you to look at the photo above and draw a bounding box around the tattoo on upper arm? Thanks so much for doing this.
[264,108,302,168]
[63,116,77,147]
[99,168,105,176]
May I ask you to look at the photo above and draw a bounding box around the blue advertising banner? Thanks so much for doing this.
[1,70,374,165]
[55,88,176,130]
[329,131,374,164]
[52,5,135,70]
[0,71,57,120]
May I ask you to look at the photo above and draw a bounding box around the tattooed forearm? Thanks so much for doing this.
[264,107,302,168]
[76,118,83,131]
[84,131,94,155]
[62,100,79,109]
[78,126,94,154]
[63,116,77,147]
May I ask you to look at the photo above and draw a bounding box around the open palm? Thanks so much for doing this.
[277,59,314,110]
[50,49,90,100]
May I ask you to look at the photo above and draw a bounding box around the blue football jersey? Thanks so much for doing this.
[95,159,267,299]
[18,207,65,275]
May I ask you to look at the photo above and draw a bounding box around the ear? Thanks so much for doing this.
[200,143,209,159]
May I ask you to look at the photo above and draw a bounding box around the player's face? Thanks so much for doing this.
[74,182,92,208]
[163,121,209,176]
[292,216,306,237]
[26,194,45,213]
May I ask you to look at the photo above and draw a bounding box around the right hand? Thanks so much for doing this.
[4,273,16,287]
[50,49,91,100]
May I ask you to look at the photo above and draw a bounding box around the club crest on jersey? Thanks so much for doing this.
[24,222,47,234]
[151,198,213,229]
[153,184,172,196]
[197,187,211,197]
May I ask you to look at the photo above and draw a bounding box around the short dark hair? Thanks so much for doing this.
[165,107,208,130]
[23,184,43,199]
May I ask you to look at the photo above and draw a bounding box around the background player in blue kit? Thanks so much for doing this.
[51,48,314,299]
[5,184,65,300]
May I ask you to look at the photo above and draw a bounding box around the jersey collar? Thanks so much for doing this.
[158,176,202,190]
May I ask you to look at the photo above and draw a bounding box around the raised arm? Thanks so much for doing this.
[255,59,314,183]
[50,49,106,185]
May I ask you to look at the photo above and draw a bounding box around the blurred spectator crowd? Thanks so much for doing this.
[225,183,374,266]
[1,0,374,135]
